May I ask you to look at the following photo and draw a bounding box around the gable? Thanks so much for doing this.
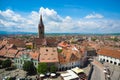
[70,53,78,61]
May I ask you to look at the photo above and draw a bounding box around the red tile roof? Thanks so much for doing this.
[97,47,120,59]
[1,39,8,45]
[0,47,7,56]
[15,51,23,58]
[59,46,81,64]
[4,49,18,58]
[8,38,25,47]
[58,41,70,48]
[34,38,46,45]
[39,47,59,63]
[46,37,58,47]
[29,51,39,60]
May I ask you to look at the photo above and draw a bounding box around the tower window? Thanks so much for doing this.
[41,31,43,34]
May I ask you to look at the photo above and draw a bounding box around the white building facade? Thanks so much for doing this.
[57,60,81,71]
[98,55,120,66]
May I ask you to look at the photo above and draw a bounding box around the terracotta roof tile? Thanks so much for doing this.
[8,38,25,47]
[29,51,39,60]
[39,47,59,63]
[59,46,81,64]
[98,47,120,59]
[4,49,18,58]
[58,41,70,48]
[0,47,7,56]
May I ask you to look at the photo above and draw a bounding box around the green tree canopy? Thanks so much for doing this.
[50,65,57,73]
[37,63,48,74]
[0,60,3,65]
[91,38,97,41]
[113,37,119,42]
[2,59,12,68]
[23,61,36,75]
[57,49,62,53]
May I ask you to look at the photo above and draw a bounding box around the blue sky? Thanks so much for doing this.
[0,0,120,33]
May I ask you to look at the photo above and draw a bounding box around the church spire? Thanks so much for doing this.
[38,14,44,39]
[40,14,43,26]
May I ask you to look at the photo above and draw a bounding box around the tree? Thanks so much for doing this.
[50,65,57,73]
[23,61,36,75]
[91,38,97,41]
[0,60,3,68]
[57,49,62,53]
[37,63,48,74]
[0,60,3,65]
[113,37,119,42]
[2,59,12,68]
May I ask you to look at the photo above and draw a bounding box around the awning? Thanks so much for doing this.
[71,67,84,74]
[40,74,45,77]
[51,73,56,77]
[61,70,79,80]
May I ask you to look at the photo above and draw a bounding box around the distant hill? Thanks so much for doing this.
[0,31,120,36]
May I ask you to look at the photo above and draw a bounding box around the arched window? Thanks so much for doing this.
[110,61,113,63]
[118,63,120,66]
[103,59,105,62]
[114,62,117,65]
[21,60,22,64]
[106,60,109,62]
[18,60,19,63]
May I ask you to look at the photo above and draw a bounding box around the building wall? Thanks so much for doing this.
[98,55,120,66]
[57,60,81,71]
[14,58,38,69]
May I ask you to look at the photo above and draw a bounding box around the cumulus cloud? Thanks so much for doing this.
[85,13,104,19]
[0,7,120,33]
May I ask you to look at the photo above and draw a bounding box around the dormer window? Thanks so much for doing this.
[48,58,50,60]
[53,50,56,52]
[46,49,48,52]
[51,53,54,55]
[53,58,56,60]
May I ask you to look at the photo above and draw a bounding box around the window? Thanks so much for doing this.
[72,63,73,65]
[48,58,50,60]
[110,61,113,63]
[118,63,120,66]
[15,60,17,63]
[41,31,43,34]
[106,60,109,62]
[46,49,48,52]
[103,59,105,62]
[39,27,41,29]
[34,62,36,66]
[53,50,56,52]
[51,53,54,55]
[18,60,19,63]
[53,58,56,60]
[114,62,117,65]
[21,60,22,64]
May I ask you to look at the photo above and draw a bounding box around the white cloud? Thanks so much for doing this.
[85,13,104,19]
[0,7,120,33]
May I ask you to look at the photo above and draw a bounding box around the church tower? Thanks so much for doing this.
[38,14,44,39]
